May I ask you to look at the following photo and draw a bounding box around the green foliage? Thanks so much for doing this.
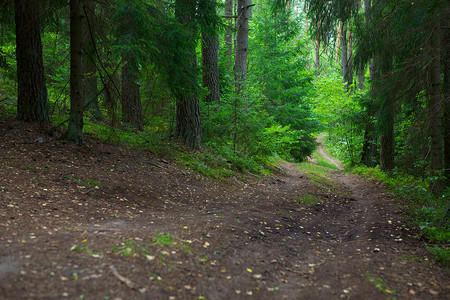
[153,233,174,247]
[296,194,321,206]
[70,244,103,257]
[312,74,366,166]
[199,0,317,172]
[365,272,396,297]
[426,245,449,268]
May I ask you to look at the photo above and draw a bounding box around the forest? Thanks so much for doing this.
[0,0,449,298]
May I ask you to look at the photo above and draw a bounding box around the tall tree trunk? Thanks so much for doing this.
[357,67,365,90]
[315,37,320,74]
[63,0,84,144]
[444,21,450,186]
[336,22,342,63]
[379,113,394,171]
[175,0,202,149]
[121,58,143,131]
[429,16,443,192]
[234,0,251,94]
[379,51,394,171]
[15,0,49,123]
[361,58,378,166]
[340,23,348,87]
[225,0,233,70]
[345,31,353,92]
[202,0,220,104]
[361,120,377,166]
[82,1,102,121]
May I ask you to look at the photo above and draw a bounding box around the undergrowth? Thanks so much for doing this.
[58,116,274,180]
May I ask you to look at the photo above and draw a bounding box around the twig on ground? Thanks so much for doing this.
[109,265,145,293]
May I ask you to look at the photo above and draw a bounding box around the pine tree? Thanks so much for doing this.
[201,0,220,104]
[175,0,202,148]
[82,1,102,121]
[15,0,49,123]
[63,0,84,144]
[234,0,251,93]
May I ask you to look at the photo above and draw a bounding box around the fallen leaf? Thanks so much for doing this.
[429,289,438,296]
[247,268,253,273]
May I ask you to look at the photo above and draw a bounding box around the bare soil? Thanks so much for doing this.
[0,119,448,300]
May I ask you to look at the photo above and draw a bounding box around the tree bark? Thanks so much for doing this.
[82,0,102,121]
[361,57,378,166]
[175,0,202,149]
[315,37,320,74]
[379,110,394,171]
[429,16,443,194]
[357,67,365,90]
[361,120,377,166]
[63,0,84,144]
[340,23,348,87]
[234,0,251,94]
[225,0,233,69]
[15,0,49,123]
[121,58,143,131]
[345,31,353,92]
[336,22,342,63]
[379,51,394,171]
[202,0,220,104]
[444,19,450,185]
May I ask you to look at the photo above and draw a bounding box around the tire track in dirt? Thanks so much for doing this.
[0,120,447,299]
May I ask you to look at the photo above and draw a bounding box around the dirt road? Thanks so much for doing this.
[0,120,448,299]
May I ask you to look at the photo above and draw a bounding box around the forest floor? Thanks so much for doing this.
[0,119,448,300]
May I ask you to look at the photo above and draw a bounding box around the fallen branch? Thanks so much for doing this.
[109,265,145,293]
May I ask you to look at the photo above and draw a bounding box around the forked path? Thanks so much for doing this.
[0,120,448,299]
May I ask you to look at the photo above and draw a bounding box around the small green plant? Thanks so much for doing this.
[70,244,103,257]
[365,272,396,298]
[426,245,449,268]
[111,239,150,257]
[153,232,174,247]
[296,194,321,206]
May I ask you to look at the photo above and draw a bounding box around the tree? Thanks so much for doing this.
[234,0,252,93]
[428,16,443,176]
[114,2,144,131]
[224,0,234,70]
[15,0,49,123]
[82,1,103,121]
[121,56,143,130]
[201,0,220,104]
[175,0,202,148]
[63,0,84,144]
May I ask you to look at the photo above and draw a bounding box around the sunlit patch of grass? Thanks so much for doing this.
[297,149,350,197]
[310,151,339,170]
[298,158,334,187]
[296,194,321,206]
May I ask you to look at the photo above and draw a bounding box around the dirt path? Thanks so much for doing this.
[316,134,343,170]
[0,120,448,299]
